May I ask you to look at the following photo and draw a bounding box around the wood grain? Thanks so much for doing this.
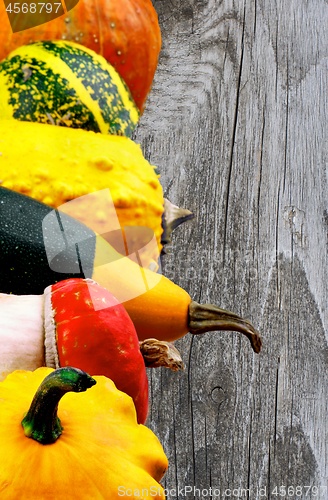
[136,1,327,498]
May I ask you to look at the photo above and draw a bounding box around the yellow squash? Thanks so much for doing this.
[0,367,168,499]
[0,119,164,261]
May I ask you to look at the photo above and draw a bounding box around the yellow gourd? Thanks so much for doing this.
[0,119,164,257]
[0,367,168,499]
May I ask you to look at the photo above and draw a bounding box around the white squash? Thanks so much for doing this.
[0,293,44,379]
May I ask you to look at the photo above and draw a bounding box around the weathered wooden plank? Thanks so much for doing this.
[136,0,327,498]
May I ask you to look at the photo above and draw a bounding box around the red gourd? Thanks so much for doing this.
[0,0,161,112]
[44,278,149,423]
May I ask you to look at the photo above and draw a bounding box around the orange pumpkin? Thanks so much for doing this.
[0,0,161,112]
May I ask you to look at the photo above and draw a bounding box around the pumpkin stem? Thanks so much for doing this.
[188,301,262,353]
[161,199,194,248]
[140,338,184,371]
[21,367,96,445]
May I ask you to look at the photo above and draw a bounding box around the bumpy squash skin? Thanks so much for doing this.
[0,119,164,256]
[0,0,161,112]
[0,368,167,499]
[0,41,139,136]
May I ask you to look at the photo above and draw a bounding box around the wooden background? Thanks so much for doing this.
[135,1,328,499]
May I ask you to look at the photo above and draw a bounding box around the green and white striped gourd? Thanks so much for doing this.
[0,40,139,136]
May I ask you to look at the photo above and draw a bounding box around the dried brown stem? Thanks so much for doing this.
[161,198,194,247]
[188,301,262,353]
[140,338,185,371]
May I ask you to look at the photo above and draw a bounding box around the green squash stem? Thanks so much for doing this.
[21,367,96,445]
[188,301,262,353]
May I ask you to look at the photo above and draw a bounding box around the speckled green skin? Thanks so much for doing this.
[0,41,139,136]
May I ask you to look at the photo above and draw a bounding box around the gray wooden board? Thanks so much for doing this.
[135,1,327,499]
